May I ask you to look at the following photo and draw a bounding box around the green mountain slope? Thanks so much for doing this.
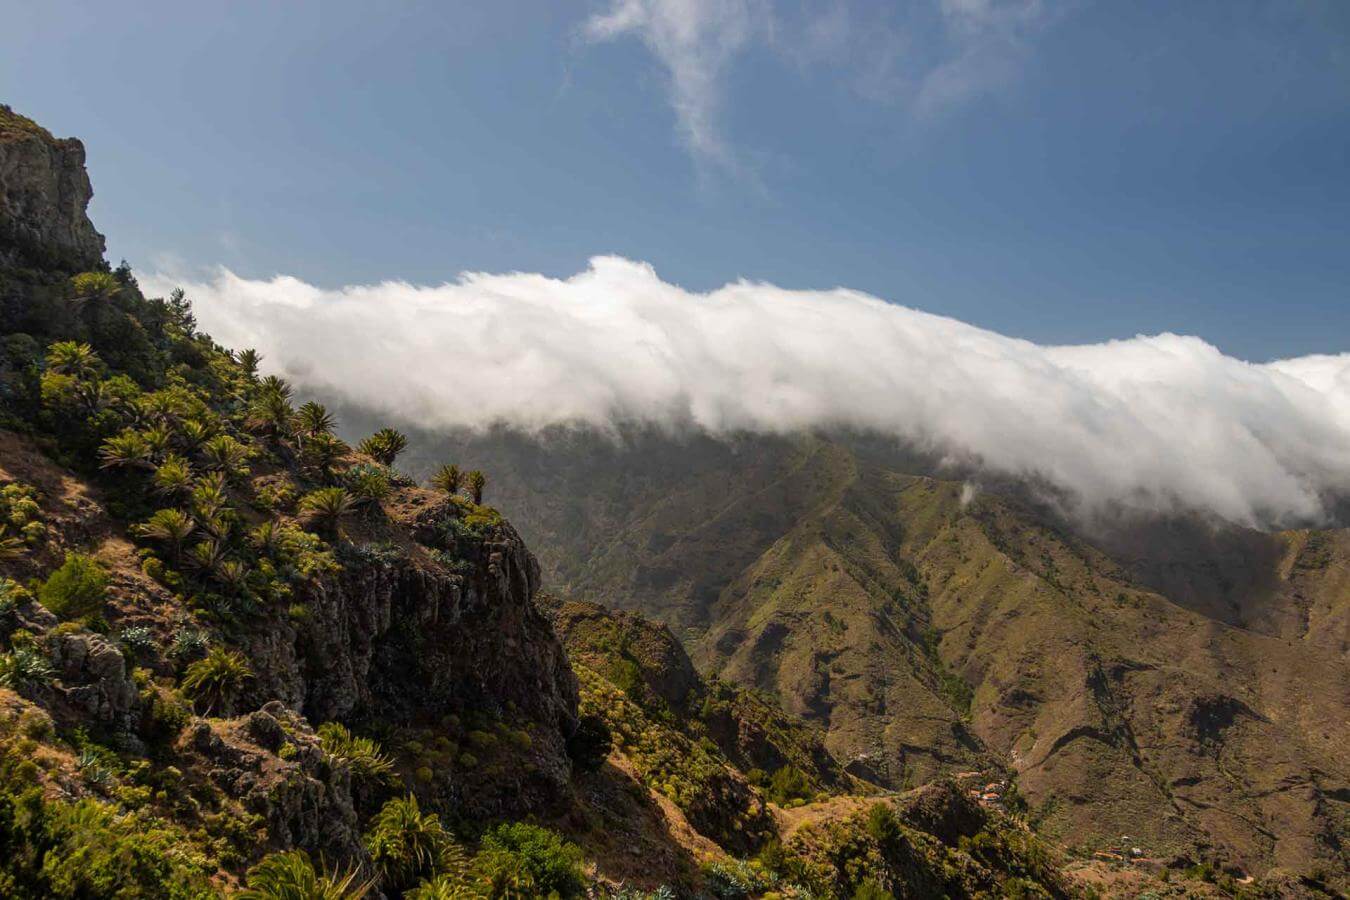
[0,102,1155,898]
[411,426,1350,890]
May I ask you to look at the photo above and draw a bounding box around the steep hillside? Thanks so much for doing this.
[405,425,1350,891]
[0,103,1157,898]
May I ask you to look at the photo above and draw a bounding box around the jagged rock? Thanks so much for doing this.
[180,713,365,864]
[245,709,286,752]
[0,105,106,271]
[47,630,140,739]
[244,495,579,818]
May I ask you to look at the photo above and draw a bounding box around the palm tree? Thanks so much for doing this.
[192,472,231,525]
[176,419,213,452]
[142,424,173,460]
[429,464,462,496]
[138,392,184,429]
[73,378,108,415]
[68,271,121,306]
[317,722,395,786]
[180,646,252,715]
[357,428,408,466]
[299,487,355,537]
[201,434,251,478]
[259,375,293,402]
[301,432,347,483]
[152,454,194,501]
[467,470,487,505]
[135,509,196,562]
[294,401,336,442]
[236,348,262,378]
[98,431,153,472]
[185,539,227,580]
[364,795,463,893]
[216,559,250,594]
[45,341,101,379]
[239,850,371,900]
[247,391,294,442]
[249,521,284,557]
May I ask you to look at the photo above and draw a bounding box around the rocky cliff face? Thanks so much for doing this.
[0,105,105,271]
[248,491,580,817]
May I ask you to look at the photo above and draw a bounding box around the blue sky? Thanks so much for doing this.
[3,0,1347,360]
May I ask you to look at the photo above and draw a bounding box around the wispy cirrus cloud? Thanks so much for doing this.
[582,0,770,172]
[581,0,1073,171]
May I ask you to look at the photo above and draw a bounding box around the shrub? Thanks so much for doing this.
[298,487,356,537]
[170,627,210,662]
[479,822,586,898]
[364,795,465,892]
[116,625,157,659]
[38,553,109,621]
[357,428,408,466]
[180,647,252,715]
[345,464,391,505]
[429,464,462,495]
[317,722,394,786]
[766,765,812,805]
[239,849,370,900]
[0,646,54,692]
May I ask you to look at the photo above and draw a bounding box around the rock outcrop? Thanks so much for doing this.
[0,105,106,271]
[245,491,580,818]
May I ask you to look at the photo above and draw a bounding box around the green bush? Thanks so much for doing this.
[239,849,369,900]
[766,765,812,805]
[364,795,465,892]
[37,553,108,621]
[179,647,252,715]
[479,822,586,898]
[0,759,215,898]
[317,722,394,786]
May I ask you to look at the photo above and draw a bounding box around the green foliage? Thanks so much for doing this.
[0,646,53,692]
[357,428,408,466]
[317,722,395,786]
[135,508,196,559]
[68,271,122,303]
[851,878,890,899]
[293,401,336,441]
[344,464,391,505]
[477,822,586,899]
[37,553,108,621]
[467,470,487,505]
[239,849,370,900]
[575,666,772,850]
[766,764,813,805]
[179,646,252,715]
[0,754,216,898]
[701,858,777,898]
[0,527,22,562]
[429,464,463,495]
[0,483,45,550]
[236,349,262,377]
[364,795,465,892]
[299,487,356,537]
[44,340,102,379]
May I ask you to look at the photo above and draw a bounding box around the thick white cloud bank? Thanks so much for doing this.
[144,257,1350,529]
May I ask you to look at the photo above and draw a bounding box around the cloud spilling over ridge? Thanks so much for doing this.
[144,257,1350,529]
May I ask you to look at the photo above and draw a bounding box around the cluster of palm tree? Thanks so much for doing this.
[430,465,488,505]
